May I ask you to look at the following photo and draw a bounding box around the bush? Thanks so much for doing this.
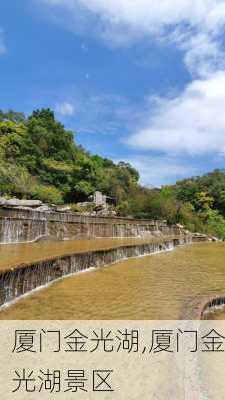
[31,184,63,205]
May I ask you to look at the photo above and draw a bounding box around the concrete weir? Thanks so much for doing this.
[0,236,188,308]
[0,208,192,309]
[0,207,180,243]
[201,296,225,319]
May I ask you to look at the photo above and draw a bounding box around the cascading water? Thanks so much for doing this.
[0,237,187,308]
[0,208,187,244]
[0,218,48,244]
[201,296,225,318]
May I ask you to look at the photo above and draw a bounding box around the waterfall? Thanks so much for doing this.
[0,217,48,244]
[0,208,190,244]
[0,237,188,308]
[201,296,225,318]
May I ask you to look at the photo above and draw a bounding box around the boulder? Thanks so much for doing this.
[0,197,43,208]
[94,204,107,212]
[56,206,72,213]
[176,223,184,229]
[77,202,93,208]
[210,236,219,242]
[36,205,52,212]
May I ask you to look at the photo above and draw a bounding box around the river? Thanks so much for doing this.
[0,242,224,319]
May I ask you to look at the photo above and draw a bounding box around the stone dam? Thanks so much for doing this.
[1,208,225,320]
[0,207,191,310]
[0,207,177,243]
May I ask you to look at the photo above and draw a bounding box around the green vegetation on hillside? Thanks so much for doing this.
[0,109,139,205]
[0,108,225,238]
[122,172,225,238]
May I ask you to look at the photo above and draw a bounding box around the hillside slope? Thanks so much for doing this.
[0,108,225,238]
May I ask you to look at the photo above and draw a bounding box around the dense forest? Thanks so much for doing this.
[0,108,225,238]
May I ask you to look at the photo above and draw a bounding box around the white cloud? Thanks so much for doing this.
[182,33,225,77]
[0,29,6,55]
[55,101,75,116]
[127,71,225,155]
[40,0,225,76]
[41,1,225,160]
[115,155,197,187]
[41,0,225,35]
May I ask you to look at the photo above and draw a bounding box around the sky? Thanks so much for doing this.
[0,1,225,187]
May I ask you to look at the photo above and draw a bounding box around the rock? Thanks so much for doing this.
[56,206,72,213]
[176,223,184,229]
[77,202,93,208]
[96,209,118,217]
[50,204,58,210]
[36,205,52,212]
[0,198,6,206]
[94,204,107,212]
[192,232,210,242]
[0,197,43,208]
[13,206,37,211]
[110,211,117,216]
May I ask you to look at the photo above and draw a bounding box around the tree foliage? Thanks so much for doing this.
[0,108,139,205]
[0,108,224,237]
